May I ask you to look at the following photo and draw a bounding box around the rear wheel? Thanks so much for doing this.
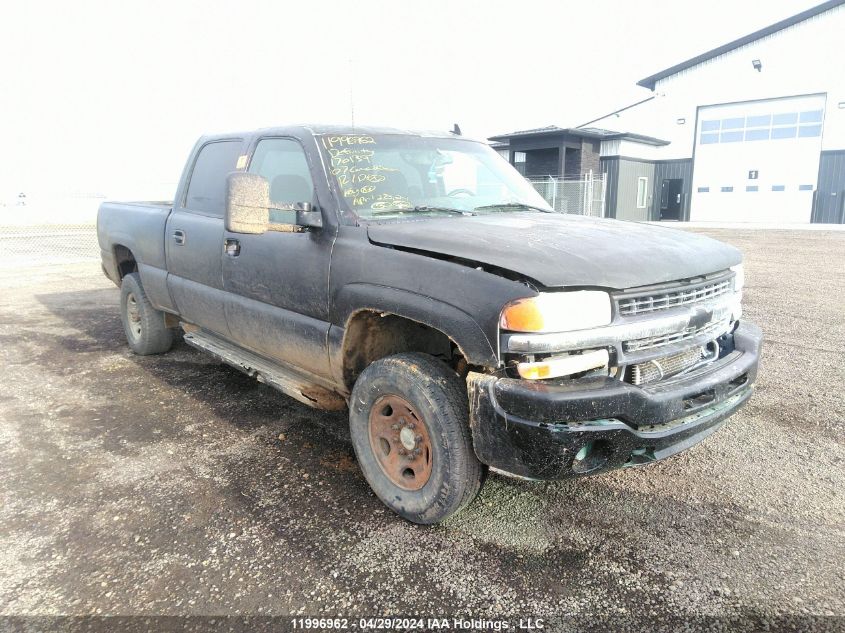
[349,352,486,524]
[120,272,174,355]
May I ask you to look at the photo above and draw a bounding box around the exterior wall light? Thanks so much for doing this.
[752,59,762,72]
[676,118,686,125]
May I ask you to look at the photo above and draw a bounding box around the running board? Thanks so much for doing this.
[183,330,347,411]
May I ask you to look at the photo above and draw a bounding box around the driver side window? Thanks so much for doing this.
[248,138,315,225]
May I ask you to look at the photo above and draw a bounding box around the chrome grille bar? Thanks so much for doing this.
[624,318,731,352]
[618,279,732,316]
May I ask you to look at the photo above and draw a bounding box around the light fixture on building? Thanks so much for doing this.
[752,59,762,72]
[839,101,845,109]
[676,117,686,125]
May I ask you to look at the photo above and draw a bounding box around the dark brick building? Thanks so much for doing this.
[488,126,665,179]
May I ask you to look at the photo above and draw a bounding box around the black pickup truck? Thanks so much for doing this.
[97,125,761,523]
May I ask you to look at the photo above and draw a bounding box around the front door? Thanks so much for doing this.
[660,179,684,220]
[222,137,335,380]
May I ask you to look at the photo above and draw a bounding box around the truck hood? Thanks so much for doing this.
[366,213,742,290]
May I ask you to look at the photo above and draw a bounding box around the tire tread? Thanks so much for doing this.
[120,272,174,356]
[349,352,486,524]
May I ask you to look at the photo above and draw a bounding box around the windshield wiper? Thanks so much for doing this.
[473,203,552,213]
[370,205,475,217]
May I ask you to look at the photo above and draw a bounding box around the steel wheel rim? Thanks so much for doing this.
[126,293,142,340]
[368,394,433,491]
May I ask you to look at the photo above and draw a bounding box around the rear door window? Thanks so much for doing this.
[184,140,243,216]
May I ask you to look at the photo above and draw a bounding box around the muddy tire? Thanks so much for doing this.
[349,352,486,524]
[119,272,174,355]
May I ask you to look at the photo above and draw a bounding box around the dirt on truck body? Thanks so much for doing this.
[97,125,761,523]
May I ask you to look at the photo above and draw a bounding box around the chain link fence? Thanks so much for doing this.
[0,188,177,267]
[528,171,606,217]
[0,196,102,266]
[0,224,99,266]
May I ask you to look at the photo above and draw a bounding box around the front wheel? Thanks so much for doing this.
[349,352,486,524]
[119,272,174,355]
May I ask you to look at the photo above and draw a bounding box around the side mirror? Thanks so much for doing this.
[294,202,323,229]
[225,172,269,234]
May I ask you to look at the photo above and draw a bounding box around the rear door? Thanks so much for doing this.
[221,137,335,380]
[166,137,245,337]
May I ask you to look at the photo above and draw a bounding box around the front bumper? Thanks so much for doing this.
[467,321,762,480]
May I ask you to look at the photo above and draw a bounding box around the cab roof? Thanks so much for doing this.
[201,124,484,144]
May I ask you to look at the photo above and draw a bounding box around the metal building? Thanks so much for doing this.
[491,0,845,224]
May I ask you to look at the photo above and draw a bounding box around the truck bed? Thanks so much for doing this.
[97,201,173,282]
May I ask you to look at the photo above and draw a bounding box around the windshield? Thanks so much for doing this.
[318,133,552,220]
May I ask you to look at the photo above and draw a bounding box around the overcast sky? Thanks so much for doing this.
[0,0,820,198]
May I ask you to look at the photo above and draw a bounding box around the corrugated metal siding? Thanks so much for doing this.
[813,150,845,223]
[652,159,693,221]
[614,159,655,221]
[601,158,619,219]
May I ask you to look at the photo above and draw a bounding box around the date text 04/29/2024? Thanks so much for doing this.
[290,617,546,630]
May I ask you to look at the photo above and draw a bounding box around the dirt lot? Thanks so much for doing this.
[1,229,843,630]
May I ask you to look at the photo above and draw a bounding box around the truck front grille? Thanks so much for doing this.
[623,318,731,353]
[617,277,733,317]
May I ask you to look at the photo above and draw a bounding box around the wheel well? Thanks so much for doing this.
[341,311,464,390]
[114,245,137,280]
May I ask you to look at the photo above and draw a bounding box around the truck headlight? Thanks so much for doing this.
[731,264,744,291]
[500,291,612,333]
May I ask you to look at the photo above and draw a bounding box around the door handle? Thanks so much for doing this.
[173,229,186,245]
[224,238,240,257]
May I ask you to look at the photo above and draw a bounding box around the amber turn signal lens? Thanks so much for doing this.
[499,298,545,332]
[517,349,610,380]
[500,291,612,333]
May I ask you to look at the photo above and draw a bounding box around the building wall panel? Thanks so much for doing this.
[813,150,845,223]
[652,159,693,221]
[611,158,655,222]
[601,157,619,219]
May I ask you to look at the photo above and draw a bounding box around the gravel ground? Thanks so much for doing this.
[0,228,843,631]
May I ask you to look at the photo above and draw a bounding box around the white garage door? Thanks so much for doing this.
[690,94,825,222]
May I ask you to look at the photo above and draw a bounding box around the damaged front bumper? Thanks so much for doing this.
[467,321,762,480]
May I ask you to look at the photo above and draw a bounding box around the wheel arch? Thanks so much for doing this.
[332,284,499,392]
[113,244,138,280]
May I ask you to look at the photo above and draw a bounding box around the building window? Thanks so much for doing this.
[636,177,648,208]
[745,129,770,141]
[746,114,771,127]
[772,185,785,191]
[721,186,734,192]
[699,109,825,145]
[798,184,813,191]
[697,186,710,193]
[798,124,822,137]
[771,127,797,139]
[800,110,823,123]
[513,151,527,175]
[746,185,758,192]
[772,112,798,125]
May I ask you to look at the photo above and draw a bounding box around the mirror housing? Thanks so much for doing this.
[294,202,323,229]
[225,172,269,234]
